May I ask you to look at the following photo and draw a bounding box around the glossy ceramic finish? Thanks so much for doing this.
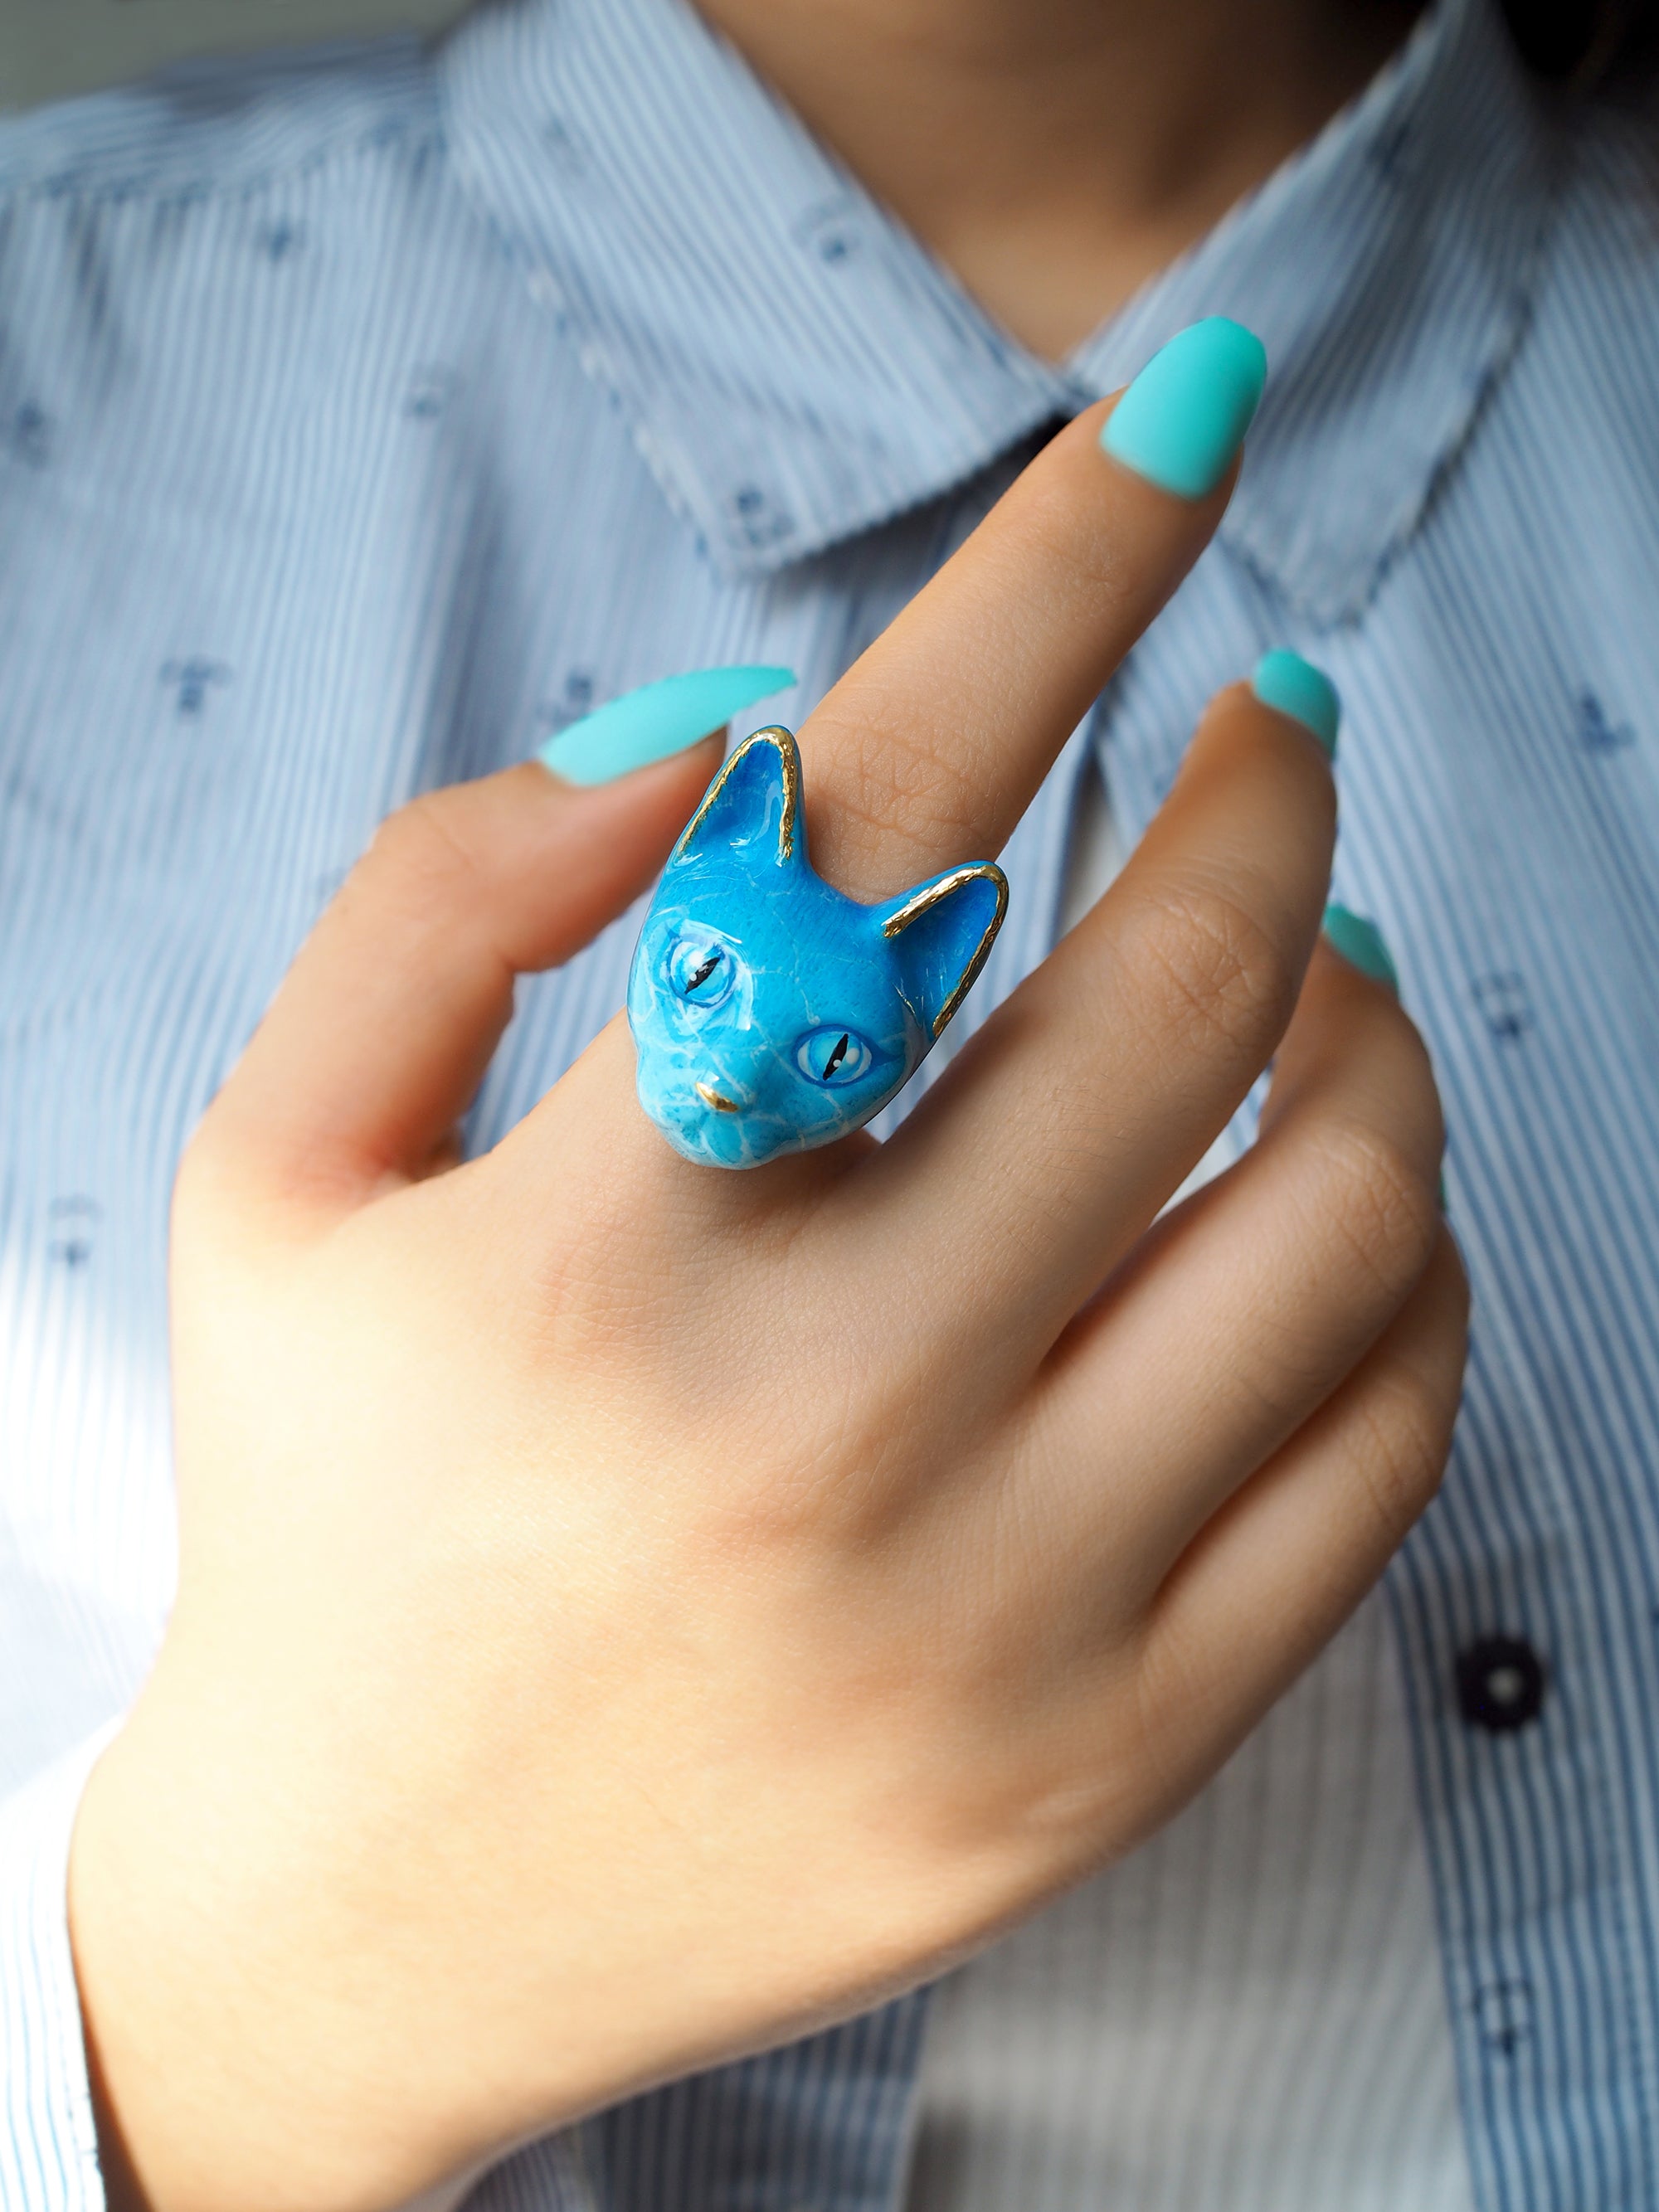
[629,727,1008,1167]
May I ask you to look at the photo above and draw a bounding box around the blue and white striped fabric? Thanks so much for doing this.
[2,0,1658,2205]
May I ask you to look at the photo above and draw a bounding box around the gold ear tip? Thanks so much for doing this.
[880,858,1009,941]
[674,721,803,860]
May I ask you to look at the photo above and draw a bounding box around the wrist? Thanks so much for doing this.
[67,1687,474,2212]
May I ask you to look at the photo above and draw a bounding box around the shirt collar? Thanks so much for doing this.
[1068,0,1557,625]
[440,0,1554,619]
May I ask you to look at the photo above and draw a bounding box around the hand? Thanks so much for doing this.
[69,401,1467,2212]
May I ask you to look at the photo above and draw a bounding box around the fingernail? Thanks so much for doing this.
[1322,903,1399,994]
[1253,649,1340,759]
[536,665,795,786]
[1099,317,1267,500]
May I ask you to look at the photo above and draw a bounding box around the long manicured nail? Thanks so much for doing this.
[537,665,795,786]
[1322,903,1399,994]
[1253,649,1340,759]
[1100,317,1267,499]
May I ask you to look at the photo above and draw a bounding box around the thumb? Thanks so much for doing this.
[197,669,791,1217]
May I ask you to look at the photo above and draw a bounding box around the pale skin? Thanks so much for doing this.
[68,4,1462,2210]
[698,0,1424,357]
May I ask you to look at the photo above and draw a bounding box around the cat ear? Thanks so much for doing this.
[673,726,802,868]
[878,861,1009,1039]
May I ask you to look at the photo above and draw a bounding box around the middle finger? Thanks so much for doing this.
[795,321,1267,902]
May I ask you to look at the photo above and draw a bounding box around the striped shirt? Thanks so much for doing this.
[2,0,1657,2206]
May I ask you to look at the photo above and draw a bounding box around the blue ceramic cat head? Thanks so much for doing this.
[628,727,1008,1168]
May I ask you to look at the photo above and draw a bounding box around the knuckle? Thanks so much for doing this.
[1131,879,1298,1068]
[1130,1616,1217,1788]
[1312,1116,1441,1307]
[1355,1360,1458,1543]
[171,1114,284,1260]
[366,789,492,910]
[807,702,991,865]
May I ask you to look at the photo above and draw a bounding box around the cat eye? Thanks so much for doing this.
[668,936,737,1008]
[795,1028,874,1086]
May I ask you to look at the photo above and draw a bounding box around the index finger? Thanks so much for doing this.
[797,318,1267,900]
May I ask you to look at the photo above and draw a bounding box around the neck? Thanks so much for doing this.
[695,0,1423,359]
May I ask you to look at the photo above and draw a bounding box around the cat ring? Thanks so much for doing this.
[629,726,1009,1168]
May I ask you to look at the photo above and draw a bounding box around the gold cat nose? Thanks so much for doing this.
[694,1082,742,1114]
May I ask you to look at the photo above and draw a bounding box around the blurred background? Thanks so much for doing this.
[7,0,1655,115]
[2,0,468,109]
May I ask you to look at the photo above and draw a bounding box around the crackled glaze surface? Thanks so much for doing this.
[628,727,1008,1168]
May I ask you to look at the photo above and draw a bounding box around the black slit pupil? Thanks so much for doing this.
[822,1033,850,1078]
[686,952,721,992]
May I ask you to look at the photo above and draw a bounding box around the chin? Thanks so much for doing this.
[637,1078,764,1168]
[639,1075,870,1169]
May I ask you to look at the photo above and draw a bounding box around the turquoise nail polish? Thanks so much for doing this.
[537,665,795,786]
[1253,649,1340,758]
[1100,317,1267,500]
[1323,902,1399,994]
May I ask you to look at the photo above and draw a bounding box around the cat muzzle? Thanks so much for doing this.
[693,1082,743,1114]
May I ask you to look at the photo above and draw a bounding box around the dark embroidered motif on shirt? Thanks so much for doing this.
[257,220,306,263]
[1577,690,1634,753]
[1473,971,1535,1043]
[47,1194,101,1269]
[161,659,231,717]
[726,484,794,551]
[405,366,460,420]
[537,669,599,737]
[541,115,588,176]
[5,403,52,469]
[792,200,865,266]
[1474,1979,1535,2059]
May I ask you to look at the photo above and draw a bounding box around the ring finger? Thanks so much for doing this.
[858,674,1339,1354]
[1013,931,1445,1589]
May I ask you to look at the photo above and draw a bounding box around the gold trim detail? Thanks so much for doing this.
[694,1082,742,1114]
[880,862,1010,1037]
[674,725,800,865]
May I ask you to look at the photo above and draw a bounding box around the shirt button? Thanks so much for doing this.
[1456,1636,1546,1733]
